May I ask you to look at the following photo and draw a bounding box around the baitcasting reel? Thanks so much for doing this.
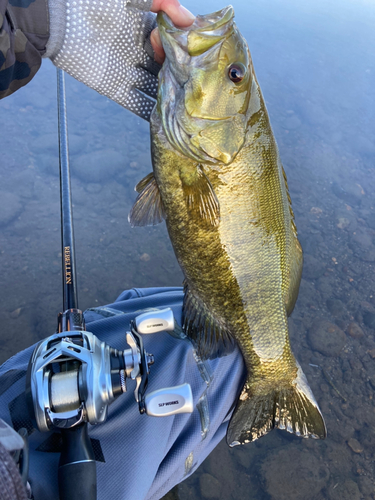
[26,308,193,432]
[26,307,193,500]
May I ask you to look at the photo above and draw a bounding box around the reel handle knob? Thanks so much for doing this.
[144,383,193,417]
[134,308,174,334]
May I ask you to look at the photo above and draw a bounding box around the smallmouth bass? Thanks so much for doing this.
[129,6,326,445]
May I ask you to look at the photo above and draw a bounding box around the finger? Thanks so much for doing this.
[151,0,195,27]
[150,28,165,64]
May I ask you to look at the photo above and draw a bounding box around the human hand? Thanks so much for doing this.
[47,0,195,120]
[150,0,195,63]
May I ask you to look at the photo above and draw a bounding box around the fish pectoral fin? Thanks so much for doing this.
[183,280,235,359]
[227,363,326,446]
[128,172,165,227]
[182,165,220,227]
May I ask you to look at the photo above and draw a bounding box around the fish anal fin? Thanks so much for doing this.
[183,280,234,359]
[285,238,303,316]
[181,165,220,227]
[227,362,326,446]
[128,172,165,227]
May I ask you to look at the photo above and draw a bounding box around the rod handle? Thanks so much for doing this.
[58,424,97,500]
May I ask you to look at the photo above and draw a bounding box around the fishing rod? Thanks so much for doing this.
[56,68,82,330]
[25,69,193,500]
[55,67,95,500]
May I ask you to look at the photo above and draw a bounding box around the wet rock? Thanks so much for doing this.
[356,135,375,157]
[347,438,363,453]
[308,320,346,356]
[336,217,350,229]
[283,115,302,130]
[350,230,373,254]
[331,181,363,206]
[362,249,375,262]
[86,183,102,194]
[234,447,253,470]
[29,133,59,154]
[302,254,326,280]
[66,134,87,156]
[35,153,60,176]
[72,150,124,183]
[363,312,375,330]
[316,276,333,296]
[335,209,357,232]
[261,447,329,500]
[30,132,85,159]
[346,322,364,339]
[328,479,361,500]
[326,299,344,317]
[10,308,22,319]
[199,473,221,499]
[177,481,197,499]
[0,192,23,226]
[368,376,375,390]
[358,475,374,496]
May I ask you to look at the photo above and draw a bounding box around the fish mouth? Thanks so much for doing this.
[158,6,235,56]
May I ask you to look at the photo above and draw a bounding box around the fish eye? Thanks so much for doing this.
[228,63,246,83]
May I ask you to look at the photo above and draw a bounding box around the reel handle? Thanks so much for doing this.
[58,423,96,500]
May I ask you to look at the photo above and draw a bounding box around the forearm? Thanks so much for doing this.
[0,0,49,98]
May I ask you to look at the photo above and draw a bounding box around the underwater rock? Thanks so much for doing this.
[86,183,102,194]
[331,181,363,206]
[347,438,363,454]
[30,132,85,156]
[346,322,364,339]
[0,192,23,226]
[362,249,375,262]
[349,229,373,253]
[10,308,22,319]
[357,475,374,497]
[72,150,124,183]
[328,479,361,500]
[326,299,345,318]
[363,312,375,330]
[140,253,150,262]
[199,473,221,499]
[261,447,330,500]
[308,320,346,356]
[302,254,326,280]
[283,114,302,130]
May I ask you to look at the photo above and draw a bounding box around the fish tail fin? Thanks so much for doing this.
[227,364,326,447]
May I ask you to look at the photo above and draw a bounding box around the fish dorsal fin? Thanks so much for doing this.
[182,165,220,226]
[183,280,235,359]
[128,172,165,227]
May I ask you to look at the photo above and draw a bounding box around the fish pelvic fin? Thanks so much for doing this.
[183,280,235,359]
[227,362,326,446]
[128,172,165,227]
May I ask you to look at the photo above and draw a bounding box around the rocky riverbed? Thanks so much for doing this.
[1,0,374,498]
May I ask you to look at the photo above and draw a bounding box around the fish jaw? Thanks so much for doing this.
[156,6,252,165]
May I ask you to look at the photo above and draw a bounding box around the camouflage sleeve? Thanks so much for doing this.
[0,0,49,98]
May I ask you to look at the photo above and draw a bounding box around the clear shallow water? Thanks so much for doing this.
[1,0,375,498]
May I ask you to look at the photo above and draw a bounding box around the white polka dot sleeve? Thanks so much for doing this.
[45,0,160,120]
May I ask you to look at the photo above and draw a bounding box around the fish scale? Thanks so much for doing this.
[129,5,326,446]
